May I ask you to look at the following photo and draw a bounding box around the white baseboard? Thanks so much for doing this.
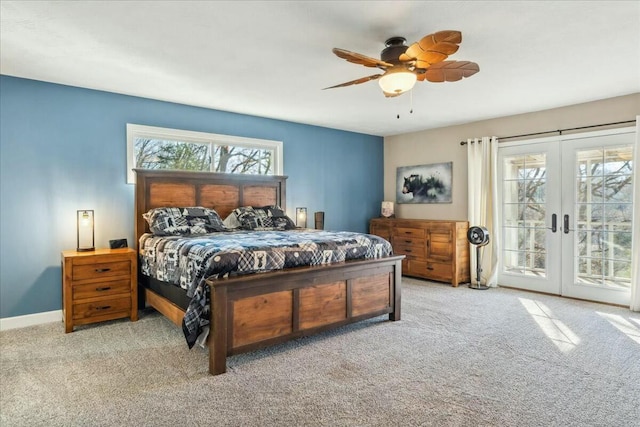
[0,310,62,331]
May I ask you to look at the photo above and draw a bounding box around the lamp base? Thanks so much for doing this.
[77,247,95,252]
[468,282,489,290]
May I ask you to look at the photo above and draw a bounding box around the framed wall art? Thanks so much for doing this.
[396,162,453,204]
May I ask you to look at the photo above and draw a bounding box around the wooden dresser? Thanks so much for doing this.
[61,248,138,332]
[370,218,470,286]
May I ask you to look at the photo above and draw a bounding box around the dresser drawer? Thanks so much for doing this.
[72,278,131,300]
[395,227,425,238]
[72,295,131,321]
[424,262,453,281]
[393,236,423,246]
[72,260,131,281]
[394,243,426,259]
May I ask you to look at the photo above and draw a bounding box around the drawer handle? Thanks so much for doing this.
[95,305,111,311]
[96,286,111,291]
[95,268,111,273]
[426,266,434,271]
[405,249,412,253]
[404,240,411,243]
[404,231,412,235]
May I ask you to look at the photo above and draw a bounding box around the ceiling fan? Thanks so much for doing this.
[324,30,479,97]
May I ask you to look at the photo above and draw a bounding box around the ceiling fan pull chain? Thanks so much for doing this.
[396,91,415,119]
[410,90,414,114]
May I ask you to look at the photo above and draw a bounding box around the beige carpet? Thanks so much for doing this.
[1,278,639,426]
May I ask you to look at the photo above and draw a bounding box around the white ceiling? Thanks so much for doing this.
[1,1,639,137]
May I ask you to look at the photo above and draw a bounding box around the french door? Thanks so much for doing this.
[498,128,635,305]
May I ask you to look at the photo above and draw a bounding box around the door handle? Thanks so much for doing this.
[564,214,570,234]
[551,214,557,233]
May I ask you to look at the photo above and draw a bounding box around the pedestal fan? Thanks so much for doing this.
[467,226,490,290]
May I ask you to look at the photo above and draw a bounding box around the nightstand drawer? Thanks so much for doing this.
[72,278,131,300]
[72,296,131,321]
[72,260,131,281]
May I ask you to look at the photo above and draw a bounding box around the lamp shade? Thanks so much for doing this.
[296,207,307,228]
[378,69,417,95]
[77,210,95,252]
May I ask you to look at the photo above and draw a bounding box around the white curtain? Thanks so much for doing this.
[467,136,499,287]
[630,116,640,312]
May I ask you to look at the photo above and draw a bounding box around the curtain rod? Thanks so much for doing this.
[459,119,636,145]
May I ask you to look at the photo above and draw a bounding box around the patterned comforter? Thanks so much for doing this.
[139,229,393,348]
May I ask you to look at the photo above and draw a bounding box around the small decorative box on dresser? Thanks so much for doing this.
[61,248,138,332]
[370,218,470,287]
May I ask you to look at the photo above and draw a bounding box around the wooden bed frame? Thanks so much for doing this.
[134,169,403,375]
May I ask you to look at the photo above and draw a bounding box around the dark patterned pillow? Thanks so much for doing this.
[143,207,227,236]
[258,205,297,230]
[233,205,296,231]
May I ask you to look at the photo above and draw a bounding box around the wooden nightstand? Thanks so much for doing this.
[61,248,138,333]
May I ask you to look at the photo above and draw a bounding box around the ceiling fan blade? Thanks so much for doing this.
[415,54,448,69]
[400,30,462,66]
[323,74,383,90]
[418,61,480,82]
[332,48,393,68]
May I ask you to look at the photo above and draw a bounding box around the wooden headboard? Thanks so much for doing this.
[134,169,287,246]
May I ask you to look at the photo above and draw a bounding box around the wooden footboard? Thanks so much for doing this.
[206,256,403,375]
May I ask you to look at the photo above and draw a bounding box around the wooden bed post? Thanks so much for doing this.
[209,284,228,375]
[390,258,402,321]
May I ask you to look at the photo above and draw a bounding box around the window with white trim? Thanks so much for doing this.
[126,124,283,183]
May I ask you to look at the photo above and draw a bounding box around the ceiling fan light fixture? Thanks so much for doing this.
[378,69,417,95]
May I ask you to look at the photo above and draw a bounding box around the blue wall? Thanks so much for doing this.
[0,75,384,318]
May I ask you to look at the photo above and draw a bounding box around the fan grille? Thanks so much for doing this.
[467,226,489,246]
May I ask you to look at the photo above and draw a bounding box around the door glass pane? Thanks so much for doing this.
[577,149,604,176]
[524,204,545,222]
[503,227,522,251]
[604,147,633,175]
[502,153,547,277]
[604,203,633,223]
[576,176,605,203]
[604,175,633,202]
[574,146,633,289]
[503,204,523,227]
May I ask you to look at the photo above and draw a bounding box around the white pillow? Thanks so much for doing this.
[223,212,242,229]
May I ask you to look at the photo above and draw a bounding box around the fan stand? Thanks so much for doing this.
[469,245,489,290]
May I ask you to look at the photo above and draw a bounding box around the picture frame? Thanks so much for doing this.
[396,162,453,204]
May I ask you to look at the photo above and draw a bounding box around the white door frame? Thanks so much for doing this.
[497,139,562,294]
[560,127,635,305]
[497,126,635,306]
